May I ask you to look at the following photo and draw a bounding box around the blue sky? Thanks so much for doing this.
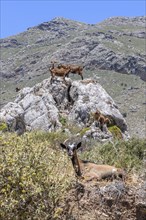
[1,0,145,38]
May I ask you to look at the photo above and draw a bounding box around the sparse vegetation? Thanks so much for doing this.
[59,114,67,127]
[0,131,145,219]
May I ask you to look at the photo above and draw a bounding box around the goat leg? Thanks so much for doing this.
[81,74,84,80]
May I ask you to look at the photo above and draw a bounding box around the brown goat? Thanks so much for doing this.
[58,64,84,80]
[94,110,111,131]
[49,61,71,83]
[60,141,125,182]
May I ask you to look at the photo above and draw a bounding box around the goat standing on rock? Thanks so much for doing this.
[60,141,125,182]
[49,61,71,83]
[58,63,84,80]
[94,110,111,131]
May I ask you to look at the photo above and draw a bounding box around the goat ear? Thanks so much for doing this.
[76,142,82,149]
[60,143,67,149]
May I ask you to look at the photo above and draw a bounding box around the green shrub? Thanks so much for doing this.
[59,115,67,127]
[108,125,123,139]
[0,122,8,132]
[0,132,74,220]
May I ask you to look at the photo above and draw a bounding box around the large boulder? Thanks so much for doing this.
[0,76,129,140]
[0,102,25,135]
[69,80,127,132]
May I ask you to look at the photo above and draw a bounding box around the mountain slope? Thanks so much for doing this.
[0,16,145,138]
[0,16,145,80]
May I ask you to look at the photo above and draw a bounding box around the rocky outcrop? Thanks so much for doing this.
[68,80,127,131]
[100,16,145,27]
[123,31,146,39]
[0,76,128,141]
[0,102,26,135]
[0,38,24,48]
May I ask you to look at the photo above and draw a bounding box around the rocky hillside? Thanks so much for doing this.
[0,16,145,80]
[0,16,146,138]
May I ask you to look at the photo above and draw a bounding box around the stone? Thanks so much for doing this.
[0,76,129,141]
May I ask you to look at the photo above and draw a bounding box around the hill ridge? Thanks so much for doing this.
[0,16,145,138]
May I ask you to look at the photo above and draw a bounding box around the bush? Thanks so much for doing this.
[0,132,74,220]
[0,122,8,132]
[108,125,123,139]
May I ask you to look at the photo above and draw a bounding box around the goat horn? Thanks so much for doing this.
[63,139,69,144]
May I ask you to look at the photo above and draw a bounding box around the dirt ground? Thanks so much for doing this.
[59,177,146,220]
